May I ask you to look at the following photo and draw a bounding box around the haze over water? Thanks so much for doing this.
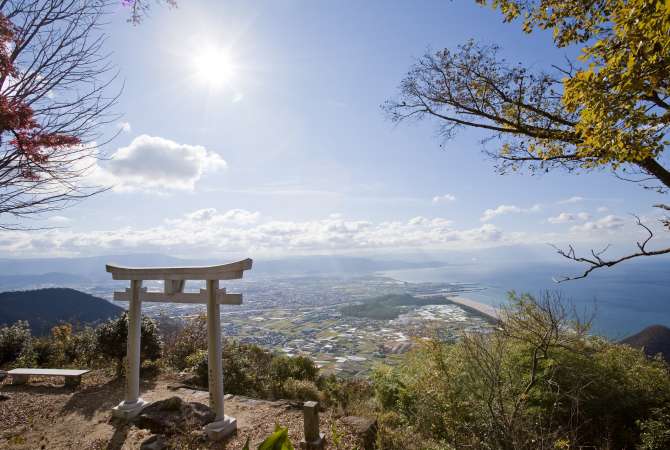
[382,258,670,339]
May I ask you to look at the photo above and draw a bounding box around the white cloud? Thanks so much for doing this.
[47,215,71,224]
[570,215,625,232]
[168,208,261,226]
[432,193,456,204]
[597,206,609,213]
[0,210,508,257]
[480,204,541,222]
[481,205,521,221]
[89,135,227,192]
[117,122,132,133]
[558,196,584,204]
[547,212,591,224]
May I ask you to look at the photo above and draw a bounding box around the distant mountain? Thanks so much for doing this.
[253,256,446,276]
[621,325,670,362]
[0,288,124,335]
[0,272,90,291]
[0,253,447,280]
[0,253,194,279]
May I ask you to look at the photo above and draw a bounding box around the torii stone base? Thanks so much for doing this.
[205,415,237,440]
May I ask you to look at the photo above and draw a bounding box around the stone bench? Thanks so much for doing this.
[7,368,90,387]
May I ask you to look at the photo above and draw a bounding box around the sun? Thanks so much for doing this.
[192,45,236,89]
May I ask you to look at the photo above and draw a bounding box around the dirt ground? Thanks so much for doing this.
[0,371,363,449]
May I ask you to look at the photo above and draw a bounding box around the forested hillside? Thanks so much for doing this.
[0,288,123,335]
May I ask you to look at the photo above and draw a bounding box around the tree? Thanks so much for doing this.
[95,312,162,376]
[385,0,670,279]
[0,0,120,229]
[122,0,178,25]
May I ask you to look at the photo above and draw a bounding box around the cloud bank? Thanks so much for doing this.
[0,209,507,258]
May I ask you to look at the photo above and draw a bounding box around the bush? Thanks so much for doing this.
[192,341,275,397]
[192,350,208,385]
[32,337,56,367]
[29,324,98,369]
[270,355,318,383]
[162,315,208,370]
[639,406,670,450]
[11,344,37,368]
[48,324,72,367]
[66,326,98,367]
[375,410,445,450]
[279,378,321,402]
[190,340,325,401]
[372,292,670,450]
[0,321,32,367]
[318,374,373,413]
[95,312,162,376]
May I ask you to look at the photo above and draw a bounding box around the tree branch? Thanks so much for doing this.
[552,213,670,282]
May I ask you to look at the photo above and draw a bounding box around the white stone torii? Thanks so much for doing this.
[106,258,253,441]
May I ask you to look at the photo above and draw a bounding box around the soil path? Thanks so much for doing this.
[0,371,359,449]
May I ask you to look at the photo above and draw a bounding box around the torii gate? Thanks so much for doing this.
[106,258,253,441]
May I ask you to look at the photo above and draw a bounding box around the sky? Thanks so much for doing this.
[1,0,668,261]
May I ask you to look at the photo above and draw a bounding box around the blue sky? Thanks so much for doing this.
[2,0,668,259]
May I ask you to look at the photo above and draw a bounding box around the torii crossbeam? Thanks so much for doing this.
[106,258,253,441]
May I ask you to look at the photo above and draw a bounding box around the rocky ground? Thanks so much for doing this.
[0,370,370,449]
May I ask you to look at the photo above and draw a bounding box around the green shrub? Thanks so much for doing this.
[29,324,98,369]
[32,337,56,366]
[638,406,670,450]
[372,292,670,450]
[375,411,445,450]
[48,324,73,367]
[162,315,208,370]
[190,340,324,401]
[279,378,321,402]
[66,326,98,367]
[192,350,209,385]
[11,344,37,368]
[185,349,207,370]
[318,374,373,413]
[270,355,318,383]
[0,321,32,367]
[95,312,162,376]
[192,341,275,397]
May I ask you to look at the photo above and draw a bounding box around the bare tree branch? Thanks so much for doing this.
[551,211,670,282]
[0,0,120,228]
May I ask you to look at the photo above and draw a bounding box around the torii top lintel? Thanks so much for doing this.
[105,258,253,281]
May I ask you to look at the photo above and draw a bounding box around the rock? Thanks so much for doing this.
[0,393,10,401]
[134,396,216,435]
[140,434,168,450]
[0,370,6,382]
[340,416,377,450]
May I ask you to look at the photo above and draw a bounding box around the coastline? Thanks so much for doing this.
[448,295,500,323]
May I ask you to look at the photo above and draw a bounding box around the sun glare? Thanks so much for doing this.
[192,45,236,89]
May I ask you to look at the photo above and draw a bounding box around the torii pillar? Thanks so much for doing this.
[106,258,253,441]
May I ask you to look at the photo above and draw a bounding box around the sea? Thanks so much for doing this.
[381,257,670,340]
